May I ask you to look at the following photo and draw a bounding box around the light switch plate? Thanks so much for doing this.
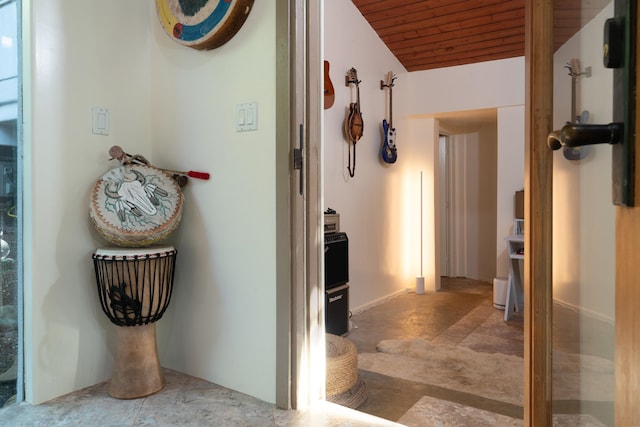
[92,107,109,135]
[236,102,258,132]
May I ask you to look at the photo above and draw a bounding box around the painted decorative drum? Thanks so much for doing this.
[155,0,254,51]
[89,164,183,247]
[92,246,177,399]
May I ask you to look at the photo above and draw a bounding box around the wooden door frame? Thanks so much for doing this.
[524,0,554,424]
[276,0,323,410]
[527,1,640,425]
[615,4,640,424]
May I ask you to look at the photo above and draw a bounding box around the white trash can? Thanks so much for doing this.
[493,277,508,310]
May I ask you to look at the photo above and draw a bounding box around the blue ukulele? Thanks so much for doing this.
[380,72,397,164]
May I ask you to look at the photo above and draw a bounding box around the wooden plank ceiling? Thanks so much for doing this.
[351,0,612,72]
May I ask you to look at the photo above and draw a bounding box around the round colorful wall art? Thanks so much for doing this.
[156,0,254,50]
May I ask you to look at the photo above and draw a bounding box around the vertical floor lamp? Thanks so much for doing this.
[416,170,425,294]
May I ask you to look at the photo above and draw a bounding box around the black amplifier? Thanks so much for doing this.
[324,232,348,289]
[326,284,349,336]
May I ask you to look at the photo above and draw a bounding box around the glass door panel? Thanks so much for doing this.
[0,0,19,408]
[551,1,616,425]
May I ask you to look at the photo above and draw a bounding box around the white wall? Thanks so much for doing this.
[409,61,525,286]
[552,1,615,323]
[25,0,153,403]
[24,0,279,404]
[409,62,525,291]
[404,117,440,293]
[323,0,411,310]
[148,2,278,402]
[324,0,525,307]
[406,58,525,116]
[496,105,525,278]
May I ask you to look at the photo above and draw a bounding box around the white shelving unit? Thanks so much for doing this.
[504,219,524,320]
[513,218,524,236]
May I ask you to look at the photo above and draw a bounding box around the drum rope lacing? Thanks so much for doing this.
[92,250,177,327]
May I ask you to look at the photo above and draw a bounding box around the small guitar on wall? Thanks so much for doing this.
[324,61,335,109]
[380,71,397,164]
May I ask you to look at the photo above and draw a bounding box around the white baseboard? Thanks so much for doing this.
[553,297,614,326]
[351,288,409,315]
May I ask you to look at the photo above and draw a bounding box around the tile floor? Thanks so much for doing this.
[346,277,525,422]
[0,368,402,427]
[0,277,614,426]
[346,277,613,426]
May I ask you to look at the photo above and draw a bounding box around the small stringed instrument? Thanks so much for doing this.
[564,58,591,160]
[324,61,335,109]
[344,68,363,177]
[380,71,397,164]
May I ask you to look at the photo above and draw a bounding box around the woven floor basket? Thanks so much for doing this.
[327,376,367,409]
[326,333,358,396]
[325,333,367,408]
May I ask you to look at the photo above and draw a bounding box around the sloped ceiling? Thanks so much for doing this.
[351,0,612,72]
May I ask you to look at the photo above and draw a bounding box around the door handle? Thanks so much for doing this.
[547,122,623,150]
[293,124,304,195]
[547,0,636,206]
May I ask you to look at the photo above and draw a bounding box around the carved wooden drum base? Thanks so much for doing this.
[109,324,164,399]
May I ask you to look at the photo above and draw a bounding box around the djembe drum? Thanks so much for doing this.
[90,164,183,399]
[92,247,176,398]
